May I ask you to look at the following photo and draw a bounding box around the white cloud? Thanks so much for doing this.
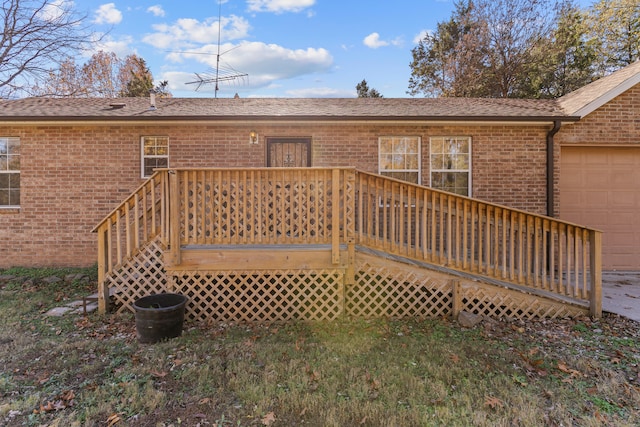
[363,32,403,49]
[143,15,250,49]
[87,34,135,57]
[159,71,204,92]
[164,41,333,93]
[413,30,431,44]
[147,5,166,17]
[363,33,387,49]
[38,0,73,22]
[94,3,123,25]
[215,42,332,82]
[247,0,315,14]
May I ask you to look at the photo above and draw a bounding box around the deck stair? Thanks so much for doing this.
[93,168,602,322]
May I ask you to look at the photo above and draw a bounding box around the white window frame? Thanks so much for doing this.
[429,136,472,197]
[0,136,20,208]
[378,136,421,184]
[141,136,169,178]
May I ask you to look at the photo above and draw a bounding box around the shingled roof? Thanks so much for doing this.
[2,61,640,123]
[0,96,573,123]
[557,60,640,117]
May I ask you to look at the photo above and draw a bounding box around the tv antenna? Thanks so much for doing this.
[185,1,248,97]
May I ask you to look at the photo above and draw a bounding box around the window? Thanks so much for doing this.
[141,136,169,178]
[0,137,20,207]
[430,136,471,196]
[378,136,420,184]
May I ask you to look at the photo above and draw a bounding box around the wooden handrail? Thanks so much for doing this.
[173,168,353,248]
[94,167,602,316]
[94,171,168,312]
[354,171,601,308]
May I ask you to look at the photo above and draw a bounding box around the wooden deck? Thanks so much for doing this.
[93,168,602,322]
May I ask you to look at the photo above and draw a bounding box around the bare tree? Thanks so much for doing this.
[32,52,168,98]
[476,0,556,97]
[409,0,565,98]
[0,0,94,98]
[82,51,122,98]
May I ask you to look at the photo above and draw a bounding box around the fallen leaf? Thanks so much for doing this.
[151,370,168,378]
[107,413,122,426]
[262,411,276,426]
[484,396,504,409]
[60,389,75,402]
[309,369,321,382]
[557,362,582,377]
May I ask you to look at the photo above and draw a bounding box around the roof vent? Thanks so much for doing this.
[109,103,126,109]
[149,89,157,110]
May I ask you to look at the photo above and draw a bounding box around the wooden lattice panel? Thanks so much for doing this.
[347,262,452,319]
[170,269,344,322]
[180,170,336,245]
[104,237,169,313]
[460,284,588,319]
[101,239,588,321]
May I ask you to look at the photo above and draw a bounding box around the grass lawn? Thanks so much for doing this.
[1,267,639,426]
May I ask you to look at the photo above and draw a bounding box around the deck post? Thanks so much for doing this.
[451,279,461,319]
[346,238,356,284]
[166,170,181,267]
[97,226,109,314]
[332,169,340,265]
[589,230,602,318]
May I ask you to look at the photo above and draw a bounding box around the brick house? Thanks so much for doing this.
[1,61,639,271]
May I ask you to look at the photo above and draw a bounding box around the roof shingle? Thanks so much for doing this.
[0,96,572,123]
[3,61,640,123]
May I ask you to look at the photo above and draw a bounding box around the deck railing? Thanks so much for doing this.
[94,168,602,316]
[354,171,601,314]
[93,171,170,311]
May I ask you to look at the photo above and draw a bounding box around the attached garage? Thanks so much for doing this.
[560,146,640,270]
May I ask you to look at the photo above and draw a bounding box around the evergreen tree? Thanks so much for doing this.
[356,79,383,98]
[119,55,154,97]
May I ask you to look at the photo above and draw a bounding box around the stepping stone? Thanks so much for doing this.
[45,306,74,317]
[75,302,99,314]
[66,300,86,308]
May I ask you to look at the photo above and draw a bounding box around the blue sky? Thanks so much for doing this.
[78,0,593,98]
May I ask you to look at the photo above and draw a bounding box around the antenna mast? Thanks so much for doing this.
[186,1,248,97]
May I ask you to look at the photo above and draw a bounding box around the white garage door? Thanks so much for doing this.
[560,147,640,270]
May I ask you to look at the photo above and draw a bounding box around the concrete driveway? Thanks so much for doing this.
[602,271,640,322]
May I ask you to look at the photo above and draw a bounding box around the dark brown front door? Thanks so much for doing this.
[267,138,311,167]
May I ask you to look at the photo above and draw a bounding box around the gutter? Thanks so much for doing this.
[547,120,562,217]
[0,114,581,124]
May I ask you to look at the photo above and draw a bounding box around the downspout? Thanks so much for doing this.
[546,120,562,217]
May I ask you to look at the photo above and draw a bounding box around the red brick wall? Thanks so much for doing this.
[558,86,640,147]
[0,122,551,267]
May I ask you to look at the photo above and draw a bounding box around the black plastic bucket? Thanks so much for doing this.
[133,293,188,344]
